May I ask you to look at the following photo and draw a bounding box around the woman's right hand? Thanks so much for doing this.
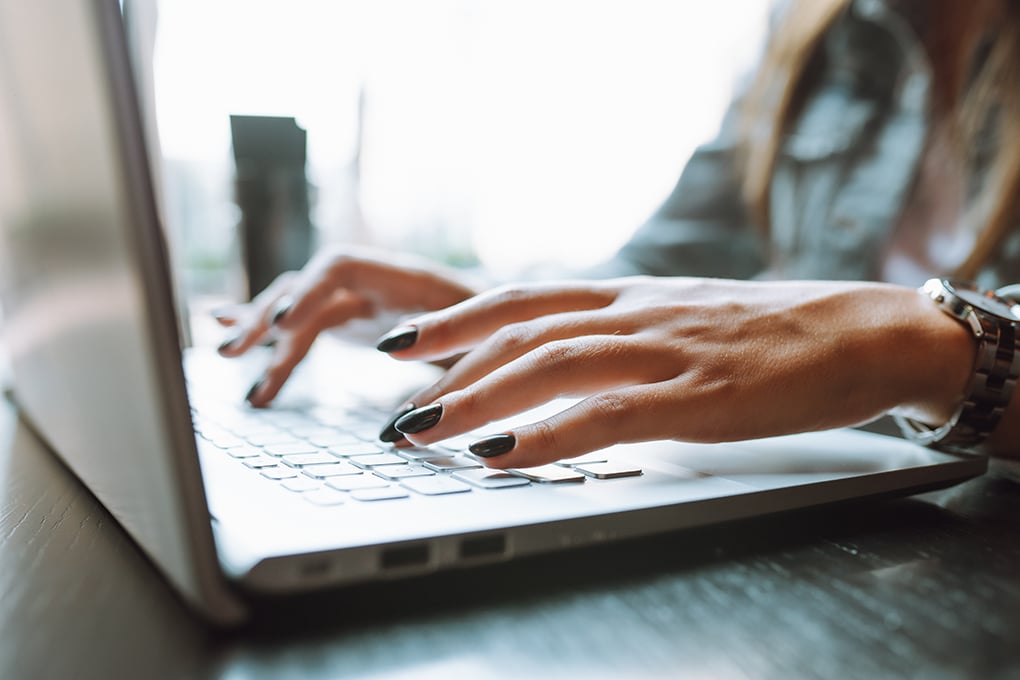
[212,245,482,407]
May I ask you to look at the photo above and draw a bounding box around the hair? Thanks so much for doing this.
[739,0,1020,279]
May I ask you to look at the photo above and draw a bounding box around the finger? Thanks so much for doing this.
[217,274,298,356]
[474,363,825,468]
[210,304,243,327]
[472,382,679,469]
[400,308,643,411]
[216,320,273,356]
[378,281,617,362]
[274,249,474,331]
[394,335,676,447]
[244,330,317,408]
[216,316,273,357]
[244,292,374,406]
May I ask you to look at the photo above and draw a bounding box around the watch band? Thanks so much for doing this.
[894,278,1020,452]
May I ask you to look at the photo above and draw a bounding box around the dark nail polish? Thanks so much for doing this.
[218,333,241,354]
[379,403,416,442]
[376,326,418,353]
[245,379,265,405]
[394,403,443,434]
[469,433,516,458]
[270,297,293,326]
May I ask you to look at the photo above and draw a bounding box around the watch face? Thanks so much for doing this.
[953,286,1020,321]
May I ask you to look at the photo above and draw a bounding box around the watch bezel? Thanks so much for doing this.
[930,278,1020,323]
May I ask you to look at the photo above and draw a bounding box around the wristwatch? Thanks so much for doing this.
[894,278,1020,452]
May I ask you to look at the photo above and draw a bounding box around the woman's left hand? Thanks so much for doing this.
[378,276,974,469]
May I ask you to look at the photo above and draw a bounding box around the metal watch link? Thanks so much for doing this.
[894,278,1020,452]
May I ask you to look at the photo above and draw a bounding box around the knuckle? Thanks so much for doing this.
[590,335,628,362]
[584,392,630,426]
[488,322,537,355]
[321,253,356,287]
[531,340,583,371]
[487,283,536,308]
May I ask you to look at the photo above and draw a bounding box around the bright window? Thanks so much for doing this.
[154,0,768,295]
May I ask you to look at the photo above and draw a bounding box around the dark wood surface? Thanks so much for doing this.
[2,393,1019,680]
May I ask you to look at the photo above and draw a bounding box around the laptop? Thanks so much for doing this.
[0,0,986,626]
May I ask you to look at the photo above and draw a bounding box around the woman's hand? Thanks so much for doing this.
[380,276,975,468]
[213,245,481,406]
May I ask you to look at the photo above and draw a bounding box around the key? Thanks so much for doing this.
[304,432,366,448]
[310,408,374,428]
[224,445,264,459]
[224,423,282,438]
[401,476,472,496]
[301,462,364,479]
[396,447,448,462]
[280,452,342,468]
[261,468,299,481]
[244,431,302,447]
[509,465,585,483]
[286,425,345,438]
[263,442,321,457]
[423,455,483,472]
[574,461,643,479]
[351,487,410,502]
[374,464,435,480]
[436,434,476,451]
[261,411,315,428]
[242,456,280,469]
[350,453,408,469]
[453,468,532,489]
[328,443,385,458]
[326,474,392,492]
[205,433,246,449]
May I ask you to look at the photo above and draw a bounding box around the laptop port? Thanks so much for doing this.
[459,533,506,560]
[380,544,430,570]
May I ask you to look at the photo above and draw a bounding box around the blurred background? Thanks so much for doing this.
[151,0,769,303]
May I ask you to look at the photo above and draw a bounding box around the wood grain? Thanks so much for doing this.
[2,396,1018,680]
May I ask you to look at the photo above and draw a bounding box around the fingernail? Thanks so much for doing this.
[376,326,418,353]
[245,378,266,406]
[394,402,443,434]
[469,433,516,458]
[270,296,293,326]
[210,306,234,322]
[379,403,416,442]
[217,333,241,354]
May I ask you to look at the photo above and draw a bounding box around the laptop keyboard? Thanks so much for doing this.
[191,403,642,507]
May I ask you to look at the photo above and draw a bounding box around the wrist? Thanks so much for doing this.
[892,279,1020,453]
[888,285,976,427]
[752,281,972,431]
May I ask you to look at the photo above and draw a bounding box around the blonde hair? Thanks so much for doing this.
[740,0,1020,279]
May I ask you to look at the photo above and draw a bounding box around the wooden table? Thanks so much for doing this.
[2,394,1018,680]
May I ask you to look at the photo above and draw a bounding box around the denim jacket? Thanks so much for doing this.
[600,0,1020,290]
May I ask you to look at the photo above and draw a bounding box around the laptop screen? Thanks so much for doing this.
[0,0,238,620]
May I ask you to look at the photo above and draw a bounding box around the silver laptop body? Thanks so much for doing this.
[0,0,986,625]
